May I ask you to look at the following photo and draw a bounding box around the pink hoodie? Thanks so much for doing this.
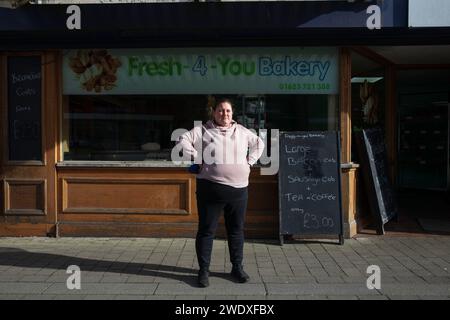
[178,120,265,188]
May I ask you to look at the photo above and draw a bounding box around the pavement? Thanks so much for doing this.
[0,235,449,300]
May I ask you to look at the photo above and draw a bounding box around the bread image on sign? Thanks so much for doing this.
[69,49,122,93]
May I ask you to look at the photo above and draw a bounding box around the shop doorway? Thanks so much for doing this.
[351,46,450,236]
[396,69,450,234]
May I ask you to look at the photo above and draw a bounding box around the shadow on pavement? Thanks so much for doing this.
[0,247,237,287]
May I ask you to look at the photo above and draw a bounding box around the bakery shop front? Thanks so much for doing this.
[3,0,439,238]
[1,45,345,238]
[58,46,342,238]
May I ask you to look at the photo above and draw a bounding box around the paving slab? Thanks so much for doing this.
[378,284,450,296]
[0,283,52,295]
[266,283,381,296]
[155,283,267,296]
[0,236,449,300]
[43,282,157,295]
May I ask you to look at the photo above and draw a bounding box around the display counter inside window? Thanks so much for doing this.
[63,95,206,162]
[62,94,337,163]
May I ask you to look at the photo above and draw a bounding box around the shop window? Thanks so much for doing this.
[350,52,386,135]
[397,70,450,190]
[62,94,338,162]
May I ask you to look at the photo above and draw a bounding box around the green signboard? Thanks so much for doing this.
[63,47,338,95]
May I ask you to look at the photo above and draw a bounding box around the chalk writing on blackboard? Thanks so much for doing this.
[8,56,42,161]
[13,120,40,140]
[278,131,344,245]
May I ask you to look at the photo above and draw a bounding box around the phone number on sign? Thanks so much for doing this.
[279,83,331,91]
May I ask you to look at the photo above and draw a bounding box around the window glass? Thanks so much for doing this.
[62,94,338,161]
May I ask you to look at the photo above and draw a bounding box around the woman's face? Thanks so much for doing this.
[213,102,233,127]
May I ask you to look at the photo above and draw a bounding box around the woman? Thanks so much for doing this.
[177,97,264,287]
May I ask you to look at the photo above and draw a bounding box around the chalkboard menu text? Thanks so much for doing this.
[278,131,344,245]
[7,56,42,161]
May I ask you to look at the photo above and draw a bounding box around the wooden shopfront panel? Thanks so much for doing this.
[0,52,60,236]
[56,167,278,238]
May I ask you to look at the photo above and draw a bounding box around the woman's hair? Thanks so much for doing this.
[214,97,234,110]
[206,96,234,119]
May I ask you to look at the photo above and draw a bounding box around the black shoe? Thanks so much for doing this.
[231,265,250,283]
[198,269,209,288]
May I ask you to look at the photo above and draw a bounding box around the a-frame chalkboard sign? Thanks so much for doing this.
[278,131,344,245]
[355,128,398,235]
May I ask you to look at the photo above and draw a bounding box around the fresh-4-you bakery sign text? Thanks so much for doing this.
[63,48,338,95]
[128,56,330,81]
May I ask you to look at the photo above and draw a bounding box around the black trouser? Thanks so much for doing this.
[195,179,248,270]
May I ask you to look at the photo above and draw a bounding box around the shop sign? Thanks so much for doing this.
[63,47,338,95]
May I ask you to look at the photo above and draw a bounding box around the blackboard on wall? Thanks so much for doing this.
[7,56,42,161]
[355,128,398,234]
[278,131,344,245]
